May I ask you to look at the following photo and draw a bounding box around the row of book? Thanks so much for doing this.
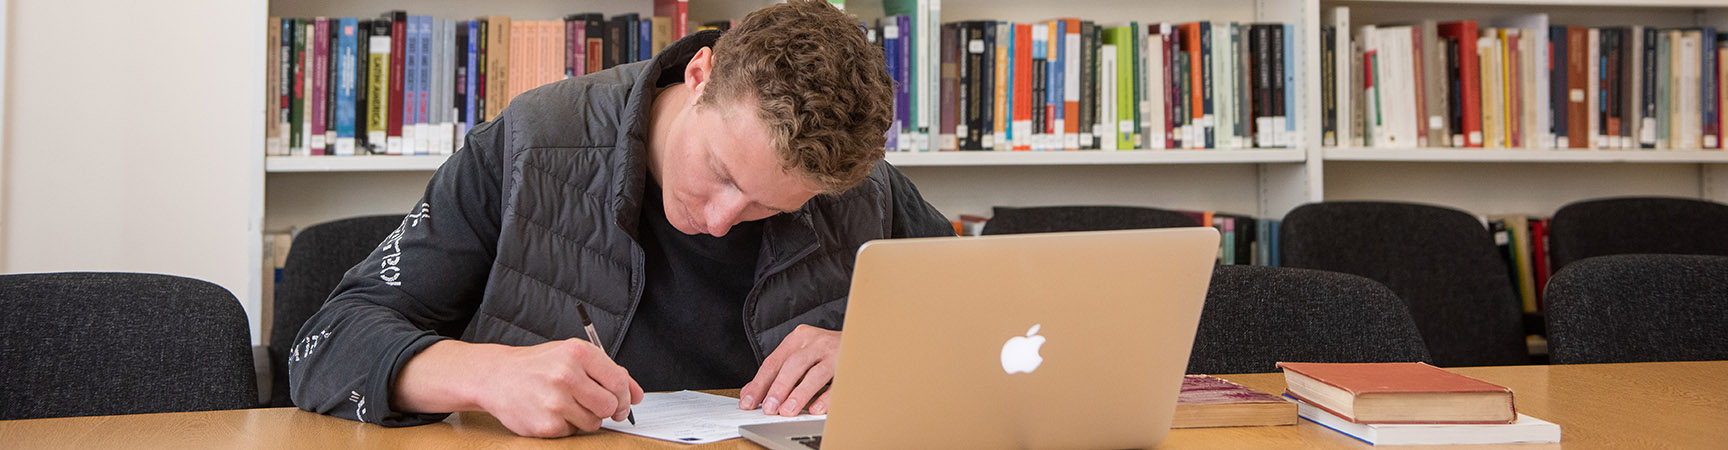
[956,210,1283,266]
[1324,8,1728,150]
[1487,215,1551,314]
[877,19,1299,152]
[263,0,691,157]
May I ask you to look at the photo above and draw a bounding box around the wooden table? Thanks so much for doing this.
[2,361,1722,449]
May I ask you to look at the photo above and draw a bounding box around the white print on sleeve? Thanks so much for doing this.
[349,390,370,423]
[378,202,432,287]
[289,329,333,363]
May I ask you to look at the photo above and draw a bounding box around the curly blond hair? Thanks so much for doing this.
[701,0,893,193]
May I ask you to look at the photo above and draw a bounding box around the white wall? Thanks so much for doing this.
[2,0,265,343]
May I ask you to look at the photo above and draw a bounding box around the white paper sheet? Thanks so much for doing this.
[601,390,825,444]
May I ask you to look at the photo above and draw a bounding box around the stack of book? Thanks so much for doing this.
[1277,362,1560,445]
[1324,7,1728,151]
[1486,215,1551,315]
[874,18,1298,152]
[263,0,690,157]
[1173,375,1296,429]
[1181,210,1281,266]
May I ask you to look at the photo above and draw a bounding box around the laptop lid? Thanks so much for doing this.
[819,227,1220,450]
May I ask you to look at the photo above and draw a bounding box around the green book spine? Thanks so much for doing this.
[291,19,305,153]
[1108,27,1135,149]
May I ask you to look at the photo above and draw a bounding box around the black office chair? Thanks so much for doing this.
[1544,254,1728,364]
[981,205,1199,235]
[0,272,256,419]
[266,214,405,407]
[1188,265,1431,374]
[1279,201,1528,367]
[1547,197,1728,273]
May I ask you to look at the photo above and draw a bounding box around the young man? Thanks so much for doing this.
[287,0,952,438]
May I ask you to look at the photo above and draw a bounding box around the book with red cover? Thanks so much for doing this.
[1277,362,1516,424]
[654,0,688,40]
[387,11,406,151]
[1013,23,1033,151]
[1531,218,1550,310]
[1174,375,1297,429]
[1437,21,1484,147]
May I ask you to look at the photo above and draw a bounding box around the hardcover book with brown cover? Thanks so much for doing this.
[1277,362,1515,424]
[1173,375,1297,429]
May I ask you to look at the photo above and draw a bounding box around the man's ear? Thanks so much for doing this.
[684,47,714,102]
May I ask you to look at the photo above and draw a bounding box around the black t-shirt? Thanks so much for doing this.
[614,180,764,391]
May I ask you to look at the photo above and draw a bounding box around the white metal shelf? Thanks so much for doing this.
[266,155,451,172]
[885,149,1307,166]
[1326,148,1728,163]
[265,150,1307,173]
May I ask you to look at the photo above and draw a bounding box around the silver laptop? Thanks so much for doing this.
[742,227,1220,450]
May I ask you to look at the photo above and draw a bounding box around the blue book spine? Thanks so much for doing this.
[417,15,432,151]
[467,20,478,130]
[1284,23,1296,147]
[884,20,900,151]
[336,18,358,149]
[1054,20,1066,149]
[1004,22,1014,146]
[401,16,418,148]
[640,19,653,61]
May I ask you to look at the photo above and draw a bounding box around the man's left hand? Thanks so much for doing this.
[739,324,840,416]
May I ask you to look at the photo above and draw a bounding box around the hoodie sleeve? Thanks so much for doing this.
[286,119,508,427]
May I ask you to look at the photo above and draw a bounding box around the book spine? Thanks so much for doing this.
[476,19,489,124]
[1057,19,1071,150]
[267,17,282,156]
[311,18,329,155]
[1568,26,1587,148]
[940,23,958,151]
[1211,23,1231,149]
[1235,22,1250,149]
[1101,43,1117,150]
[367,24,389,151]
[287,19,302,155]
[1175,29,1190,148]
[296,21,310,155]
[572,20,586,77]
[1164,29,1177,148]
[654,0,689,40]
[586,16,604,76]
[1132,22,1144,148]
[1283,23,1296,147]
[1270,24,1285,148]
[899,16,914,151]
[325,21,339,154]
[964,22,982,150]
[1014,23,1033,151]
[1077,21,1094,149]
[983,22,999,150]
[336,18,358,156]
[995,21,1010,150]
[1550,26,1568,148]
[1146,25,1166,150]
[1112,27,1134,149]
[416,15,433,155]
[489,16,511,119]
[456,21,471,141]
[640,17,653,62]
[355,20,372,152]
[1706,27,1720,148]
[1606,29,1622,149]
[1320,25,1334,147]
[1032,24,1047,150]
[1440,22,1484,147]
[386,12,405,154]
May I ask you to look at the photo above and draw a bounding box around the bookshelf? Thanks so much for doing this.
[253,0,1728,337]
[1319,0,1728,215]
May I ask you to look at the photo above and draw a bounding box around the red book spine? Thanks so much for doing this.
[1014,23,1033,151]
[388,14,406,140]
[655,0,688,39]
[1439,21,1484,148]
[1531,218,1550,310]
[1186,23,1204,126]
[312,18,329,155]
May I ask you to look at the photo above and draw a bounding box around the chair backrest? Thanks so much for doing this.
[1188,265,1431,374]
[0,272,256,419]
[980,205,1200,235]
[1544,254,1728,364]
[1279,201,1529,367]
[1548,197,1728,272]
[267,214,405,407]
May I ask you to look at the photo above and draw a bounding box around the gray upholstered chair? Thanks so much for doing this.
[1548,197,1728,273]
[1279,201,1528,367]
[1544,254,1728,364]
[981,205,1200,235]
[0,272,256,419]
[1188,265,1431,374]
[266,214,405,407]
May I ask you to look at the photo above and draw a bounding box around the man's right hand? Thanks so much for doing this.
[392,338,644,438]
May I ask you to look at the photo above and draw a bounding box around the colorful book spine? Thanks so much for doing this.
[335,18,358,156]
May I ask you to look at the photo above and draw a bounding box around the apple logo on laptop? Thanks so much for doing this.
[1001,324,1046,374]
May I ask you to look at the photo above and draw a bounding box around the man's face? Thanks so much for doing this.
[652,96,819,237]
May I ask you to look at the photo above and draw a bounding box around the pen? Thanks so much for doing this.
[576,303,635,425]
